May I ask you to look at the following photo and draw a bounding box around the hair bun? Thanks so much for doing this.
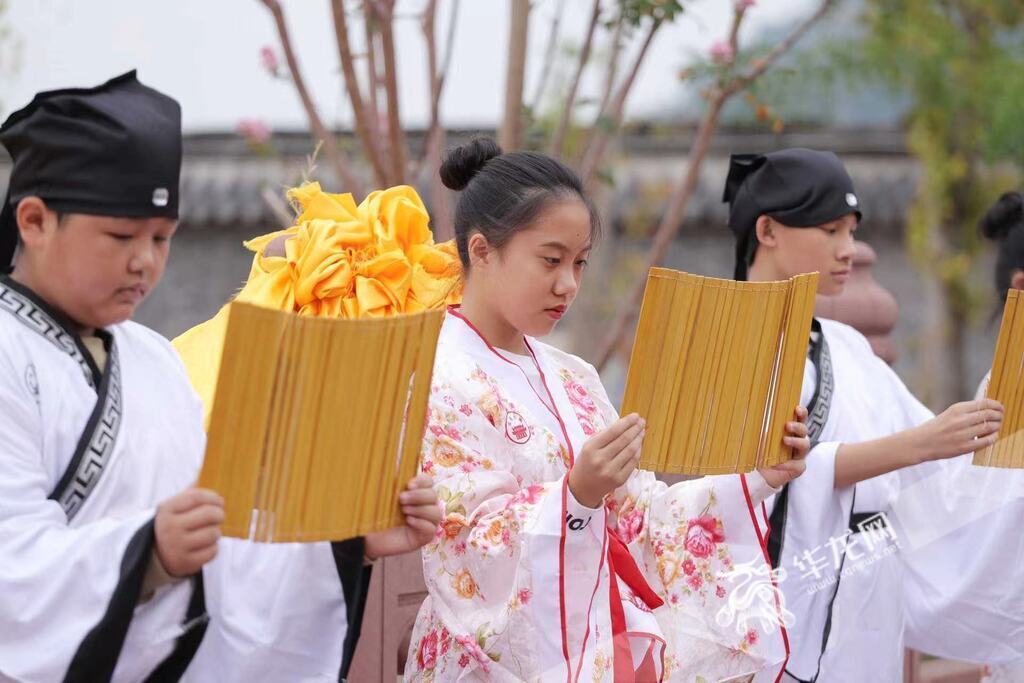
[440,137,503,191]
[980,191,1024,240]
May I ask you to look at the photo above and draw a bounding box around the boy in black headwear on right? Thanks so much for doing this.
[724,148,1024,682]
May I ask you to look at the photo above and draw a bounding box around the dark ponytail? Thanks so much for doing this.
[980,191,1024,301]
[440,137,600,270]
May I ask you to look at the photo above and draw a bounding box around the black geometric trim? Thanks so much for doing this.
[0,276,99,387]
[49,338,122,522]
[805,319,834,445]
[767,319,833,569]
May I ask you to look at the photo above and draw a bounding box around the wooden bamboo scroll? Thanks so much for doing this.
[975,289,1024,468]
[198,301,444,542]
[621,268,819,475]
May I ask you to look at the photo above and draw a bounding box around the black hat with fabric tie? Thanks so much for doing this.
[722,148,862,280]
[0,70,182,270]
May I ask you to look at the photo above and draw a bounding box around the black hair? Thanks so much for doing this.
[979,191,1024,301]
[440,137,600,270]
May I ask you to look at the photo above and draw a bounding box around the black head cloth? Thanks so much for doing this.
[722,147,862,280]
[0,70,182,271]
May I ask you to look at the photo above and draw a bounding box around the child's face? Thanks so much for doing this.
[28,209,176,330]
[470,199,593,339]
[760,213,858,296]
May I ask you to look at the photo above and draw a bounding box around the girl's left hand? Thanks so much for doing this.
[365,474,442,560]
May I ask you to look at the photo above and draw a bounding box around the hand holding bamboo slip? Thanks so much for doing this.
[197,301,444,542]
[620,268,819,475]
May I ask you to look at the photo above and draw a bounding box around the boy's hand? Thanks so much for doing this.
[154,487,224,577]
[365,475,441,560]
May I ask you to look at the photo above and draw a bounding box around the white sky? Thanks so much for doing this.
[2,0,815,132]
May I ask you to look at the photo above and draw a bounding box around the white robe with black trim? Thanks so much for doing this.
[0,279,206,682]
[766,318,1024,682]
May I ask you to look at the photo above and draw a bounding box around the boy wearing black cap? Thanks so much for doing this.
[0,72,221,681]
[724,149,1021,681]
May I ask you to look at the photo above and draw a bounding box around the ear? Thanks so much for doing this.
[466,232,493,270]
[754,215,777,248]
[15,196,56,250]
[1010,269,1024,292]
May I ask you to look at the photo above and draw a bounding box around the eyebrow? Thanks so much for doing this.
[539,241,593,251]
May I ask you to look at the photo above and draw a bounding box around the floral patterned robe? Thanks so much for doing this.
[406,310,788,682]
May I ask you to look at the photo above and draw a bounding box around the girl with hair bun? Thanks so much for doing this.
[406,138,811,681]
[980,191,1024,301]
[972,190,1024,683]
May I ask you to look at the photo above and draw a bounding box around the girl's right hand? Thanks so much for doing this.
[568,414,645,508]
[911,398,1004,462]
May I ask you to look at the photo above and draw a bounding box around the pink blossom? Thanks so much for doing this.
[259,45,280,74]
[453,541,467,555]
[709,40,734,63]
[682,558,696,576]
[417,629,438,670]
[685,515,725,558]
[565,380,596,412]
[716,585,726,599]
[618,508,645,543]
[236,118,271,144]
[687,573,703,590]
[458,653,470,668]
[746,628,759,645]
[735,0,756,9]
[459,404,473,416]
[518,588,532,605]
[511,484,544,506]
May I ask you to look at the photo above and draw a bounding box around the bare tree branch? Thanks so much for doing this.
[593,0,838,371]
[330,0,389,187]
[260,0,361,194]
[370,0,408,184]
[576,11,623,166]
[420,0,457,239]
[728,0,838,93]
[579,16,663,190]
[549,0,601,160]
[499,0,531,151]
[363,9,382,134]
[528,0,567,115]
[261,185,294,228]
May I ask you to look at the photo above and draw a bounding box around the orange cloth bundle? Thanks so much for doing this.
[175,182,459,541]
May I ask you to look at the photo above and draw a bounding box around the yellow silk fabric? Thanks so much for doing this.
[173,182,462,424]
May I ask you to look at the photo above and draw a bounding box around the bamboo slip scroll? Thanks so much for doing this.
[198,301,444,542]
[975,289,1024,468]
[621,268,819,475]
